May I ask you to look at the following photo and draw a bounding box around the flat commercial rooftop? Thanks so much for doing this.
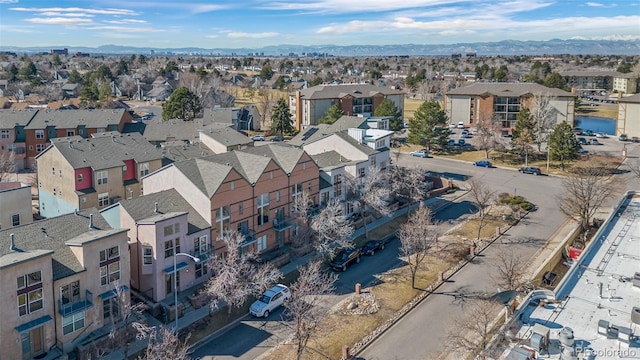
[509,193,640,359]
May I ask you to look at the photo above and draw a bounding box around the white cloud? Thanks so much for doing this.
[104,19,148,24]
[87,25,161,33]
[264,0,460,13]
[224,31,279,39]
[586,2,605,6]
[0,0,19,3]
[571,34,640,41]
[10,7,139,16]
[205,35,219,39]
[25,17,94,25]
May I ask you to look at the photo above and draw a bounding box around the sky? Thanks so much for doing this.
[0,0,639,49]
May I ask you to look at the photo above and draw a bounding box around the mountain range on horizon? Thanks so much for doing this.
[2,39,639,57]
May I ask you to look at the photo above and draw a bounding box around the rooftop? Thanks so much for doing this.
[24,108,128,129]
[446,82,574,97]
[507,193,640,359]
[294,83,404,100]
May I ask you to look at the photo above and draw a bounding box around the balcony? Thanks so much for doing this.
[238,229,257,247]
[189,248,212,262]
[59,289,93,317]
[273,216,294,231]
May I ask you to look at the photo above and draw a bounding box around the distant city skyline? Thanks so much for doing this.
[0,0,638,49]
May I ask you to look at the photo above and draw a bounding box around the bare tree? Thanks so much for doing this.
[492,249,529,292]
[468,179,495,242]
[204,231,282,313]
[283,260,337,360]
[559,163,619,235]
[390,166,428,211]
[529,94,557,152]
[445,299,502,359]
[310,198,354,259]
[398,206,438,289]
[257,88,279,129]
[135,324,191,360]
[290,190,315,250]
[345,165,391,239]
[0,150,17,181]
[474,111,502,160]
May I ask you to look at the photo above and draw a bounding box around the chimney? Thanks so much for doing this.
[89,214,94,229]
[154,202,159,214]
[10,233,17,252]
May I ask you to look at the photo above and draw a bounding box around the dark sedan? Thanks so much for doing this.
[519,166,542,175]
[473,160,493,168]
[361,240,385,256]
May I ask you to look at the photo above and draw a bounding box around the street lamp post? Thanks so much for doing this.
[173,252,200,331]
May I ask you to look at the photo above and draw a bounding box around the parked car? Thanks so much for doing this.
[577,137,587,145]
[457,139,466,146]
[330,247,362,271]
[447,139,456,146]
[583,130,594,136]
[410,149,428,158]
[473,160,493,168]
[578,147,589,154]
[519,166,542,175]
[461,133,472,139]
[252,134,266,141]
[572,127,583,135]
[619,134,629,141]
[270,135,285,142]
[249,284,291,318]
[361,240,385,256]
[632,137,640,143]
[595,132,609,138]
[461,129,469,135]
[449,123,456,129]
[589,138,601,145]
[457,122,465,129]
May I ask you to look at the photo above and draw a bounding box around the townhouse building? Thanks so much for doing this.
[142,144,319,255]
[0,210,130,360]
[101,189,212,304]
[0,182,33,230]
[24,109,133,168]
[444,82,575,132]
[0,109,38,171]
[616,94,640,137]
[35,132,163,218]
[198,124,253,154]
[290,84,404,130]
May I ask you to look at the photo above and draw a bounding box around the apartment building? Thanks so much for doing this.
[142,144,319,254]
[24,109,133,168]
[101,189,212,303]
[616,94,640,137]
[0,109,38,171]
[0,210,130,359]
[444,82,575,131]
[290,84,405,130]
[35,132,163,218]
[613,74,638,94]
[560,70,621,91]
[0,182,33,230]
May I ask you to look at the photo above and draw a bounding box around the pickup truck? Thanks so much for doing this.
[330,247,361,271]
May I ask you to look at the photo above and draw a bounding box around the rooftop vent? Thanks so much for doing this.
[154,202,159,214]
[9,233,17,252]
[89,214,94,229]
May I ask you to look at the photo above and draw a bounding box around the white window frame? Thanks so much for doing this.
[62,311,85,335]
[11,214,20,226]
[66,130,75,137]
[194,235,209,255]
[36,143,45,153]
[257,235,267,252]
[215,205,230,235]
[98,192,109,207]
[0,130,9,139]
[257,193,269,226]
[139,162,149,177]
[77,173,83,183]
[97,170,108,185]
[143,247,153,265]
[35,130,44,139]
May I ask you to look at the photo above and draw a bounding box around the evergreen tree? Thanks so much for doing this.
[162,87,202,121]
[318,104,344,124]
[270,98,295,136]
[512,108,536,166]
[259,64,274,80]
[374,98,403,131]
[407,101,449,152]
[68,69,82,83]
[544,72,567,89]
[548,121,580,171]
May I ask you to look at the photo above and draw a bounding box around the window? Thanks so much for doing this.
[0,130,9,139]
[143,247,153,265]
[81,197,86,204]
[60,280,80,305]
[11,214,20,226]
[275,191,280,202]
[215,205,230,235]
[77,173,83,183]
[103,298,119,320]
[238,203,243,215]
[62,312,85,335]
[359,168,365,177]
[35,130,44,139]
[99,246,120,286]
[59,170,62,177]
[194,235,208,255]
[164,238,180,258]
[122,164,127,173]
[52,167,55,176]
[97,170,108,185]
[97,128,105,134]
[17,271,43,316]
[36,144,45,153]
[174,223,180,234]
[370,156,376,167]
[257,235,267,252]
[139,162,149,177]
[98,192,109,207]
[66,130,75,137]
[230,181,234,190]
[321,192,330,206]
[308,182,312,192]
[163,225,173,236]
[333,174,343,197]
[8,143,15,152]
[257,193,269,225]
[195,262,208,278]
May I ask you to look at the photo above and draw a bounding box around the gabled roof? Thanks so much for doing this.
[241,143,306,174]
[445,82,574,97]
[116,189,210,235]
[171,158,235,198]
[160,141,214,164]
[46,132,162,171]
[0,109,39,129]
[333,131,377,155]
[202,108,234,125]
[294,83,404,100]
[0,209,126,280]
[198,126,253,147]
[288,116,368,147]
[25,109,128,130]
[133,118,203,143]
[204,150,272,185]
[310,150,353,169]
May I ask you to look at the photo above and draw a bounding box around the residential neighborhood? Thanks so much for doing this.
[1,6,640,359]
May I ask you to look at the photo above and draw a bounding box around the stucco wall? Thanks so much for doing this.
[0,183,32,229]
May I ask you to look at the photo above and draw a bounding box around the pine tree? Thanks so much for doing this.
[407,101,449,152]
[270,98,295,135]
[548,121,580,171]
[374,98,403,130]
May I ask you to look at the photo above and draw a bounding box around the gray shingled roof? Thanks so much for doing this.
[310,150,354,169]
[241,143,305,174]
[117,189,210,234]
[202,108,234,125]
[445,82,574,97]
[24,109,128,129]
[199,126,253,147]
[0,210,124,280]
[333,131,378,155]
[288,116,368,146]
[46,132,163,171]
[619,94,640,103]
[136,118,203,143]
[204,150,272,184]
[160,142,214,165]
[171,158,234,198]
[0,109,39,129]
[294,84,404,100]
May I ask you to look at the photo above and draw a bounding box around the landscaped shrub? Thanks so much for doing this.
[520,202,534,211]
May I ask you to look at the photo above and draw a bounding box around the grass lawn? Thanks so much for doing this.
[576,105,617,119]
[403,97,424,121]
